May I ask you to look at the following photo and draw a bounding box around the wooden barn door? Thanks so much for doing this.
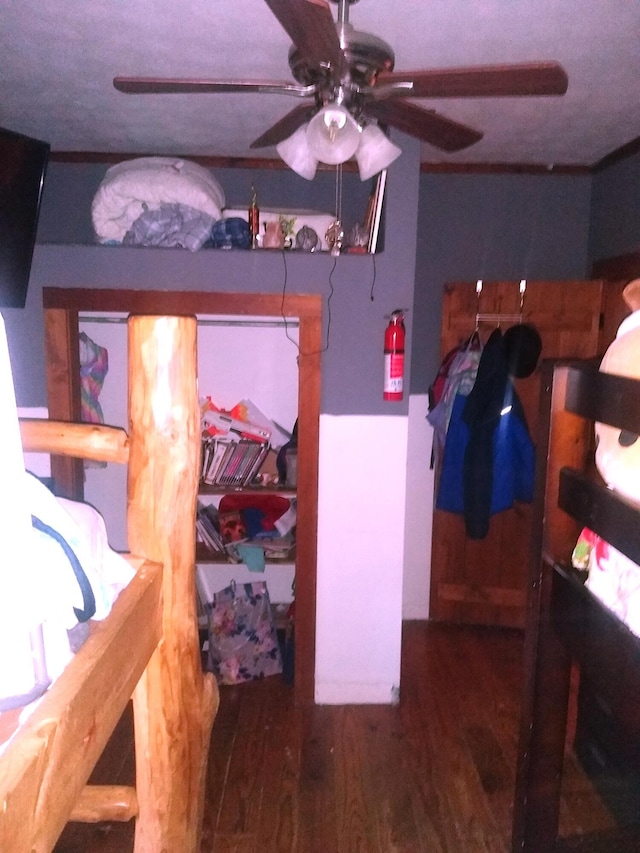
[429,278,628,628]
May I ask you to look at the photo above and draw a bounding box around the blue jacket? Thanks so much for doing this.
[436,388,535,538]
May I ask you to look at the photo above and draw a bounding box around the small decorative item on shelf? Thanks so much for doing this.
[325,219,344,256]
[284,446,297,487]
[346,221,370,254]
[248,183,259,248]
[262,220,285,249]
[209,217,251,250]
[276,418,298,487]
[278,215,296,248]
[295,225,319,252]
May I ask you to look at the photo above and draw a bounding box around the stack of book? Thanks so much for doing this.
[196,501,226,557]
[200,436,270,488]
[260,536,296,560]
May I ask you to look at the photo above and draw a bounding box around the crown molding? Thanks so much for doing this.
[592,134,640,173]
[419,161,591,175]
[49,133,640,175]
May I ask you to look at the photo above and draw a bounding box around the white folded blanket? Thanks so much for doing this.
[92,157,226,244]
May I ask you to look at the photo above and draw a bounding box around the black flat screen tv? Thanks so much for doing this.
[0,126,50,308]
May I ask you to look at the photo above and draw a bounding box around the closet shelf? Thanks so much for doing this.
[195,543,296,565]
[198,483,296,498]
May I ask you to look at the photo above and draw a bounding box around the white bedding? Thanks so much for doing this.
[573,527,640,636]
[0,473,134,725]
[92,157,226,244]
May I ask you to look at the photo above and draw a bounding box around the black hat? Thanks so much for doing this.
[503,323,542,378]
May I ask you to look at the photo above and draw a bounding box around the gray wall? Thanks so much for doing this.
[589,149,640,264]
[6,142,638,411]
[4,132,420,416]
[410,171,592,395]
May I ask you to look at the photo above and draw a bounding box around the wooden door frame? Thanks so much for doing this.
[42,286,322,707]
[591,249,640,280]
[428,278,624,629]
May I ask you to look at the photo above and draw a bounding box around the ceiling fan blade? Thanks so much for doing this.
[365,100,482,153]
[264,0,346,77]
[250,103,317,148]
[114,76,317,98]
[374,61,568,99]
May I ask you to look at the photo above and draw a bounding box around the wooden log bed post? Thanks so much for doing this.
[127,315,218,853]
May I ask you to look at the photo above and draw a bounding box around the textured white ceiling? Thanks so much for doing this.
[2,0,639,167]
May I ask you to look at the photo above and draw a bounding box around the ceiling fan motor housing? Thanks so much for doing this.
[288,24,395,94]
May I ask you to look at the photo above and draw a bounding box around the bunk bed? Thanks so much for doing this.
[512,358,640,851]
[0,314,219,853]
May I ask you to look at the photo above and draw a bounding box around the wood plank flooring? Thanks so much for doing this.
[54,621,624,853]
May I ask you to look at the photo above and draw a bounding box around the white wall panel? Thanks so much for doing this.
[315,413,407,704]
[403,394,434,620]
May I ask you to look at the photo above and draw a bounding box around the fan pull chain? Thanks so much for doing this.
[328,163,345,257]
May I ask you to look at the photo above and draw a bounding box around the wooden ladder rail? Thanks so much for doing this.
[127,315,219,853]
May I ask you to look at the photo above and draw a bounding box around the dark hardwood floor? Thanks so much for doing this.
[55,621,623,853]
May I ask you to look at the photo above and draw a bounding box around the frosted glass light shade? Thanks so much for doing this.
[356,124,402,181]
[276,124,318,180]
[306,105,361,165]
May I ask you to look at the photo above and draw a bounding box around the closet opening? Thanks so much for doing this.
[42,287,322,706]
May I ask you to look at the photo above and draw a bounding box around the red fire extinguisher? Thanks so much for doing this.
[383,309,405,401]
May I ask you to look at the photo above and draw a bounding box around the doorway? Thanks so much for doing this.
[42,286,322,706]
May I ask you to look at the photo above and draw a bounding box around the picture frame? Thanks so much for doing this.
[366,169,387,254]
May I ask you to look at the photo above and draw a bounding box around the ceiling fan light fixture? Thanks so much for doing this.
[306,104,361,165]
[356,124,402,181]
[276,124,318,180]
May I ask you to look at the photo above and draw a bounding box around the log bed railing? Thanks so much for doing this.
[0,314,219,853]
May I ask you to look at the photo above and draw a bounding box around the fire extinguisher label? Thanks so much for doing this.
[384,353,404,393]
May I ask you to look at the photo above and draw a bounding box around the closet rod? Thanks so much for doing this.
[475,313,523,324]
[78,315,299,329]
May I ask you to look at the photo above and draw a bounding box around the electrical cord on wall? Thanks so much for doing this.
[279,248,334,356]
[369,253,377,301]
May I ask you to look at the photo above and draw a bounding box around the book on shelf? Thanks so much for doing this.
[201,438,232,485]
[196,501,225,555]
[201,407,271,443]
[201,435,270,487]
[259,535,295,559]
[200,396,292,450]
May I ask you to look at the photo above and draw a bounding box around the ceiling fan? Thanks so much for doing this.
[114,0,568,168]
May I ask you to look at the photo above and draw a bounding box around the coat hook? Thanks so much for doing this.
[519,279,526,320]
[475,280,483,330]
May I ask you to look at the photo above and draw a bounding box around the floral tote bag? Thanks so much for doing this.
[205,580,282,685]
